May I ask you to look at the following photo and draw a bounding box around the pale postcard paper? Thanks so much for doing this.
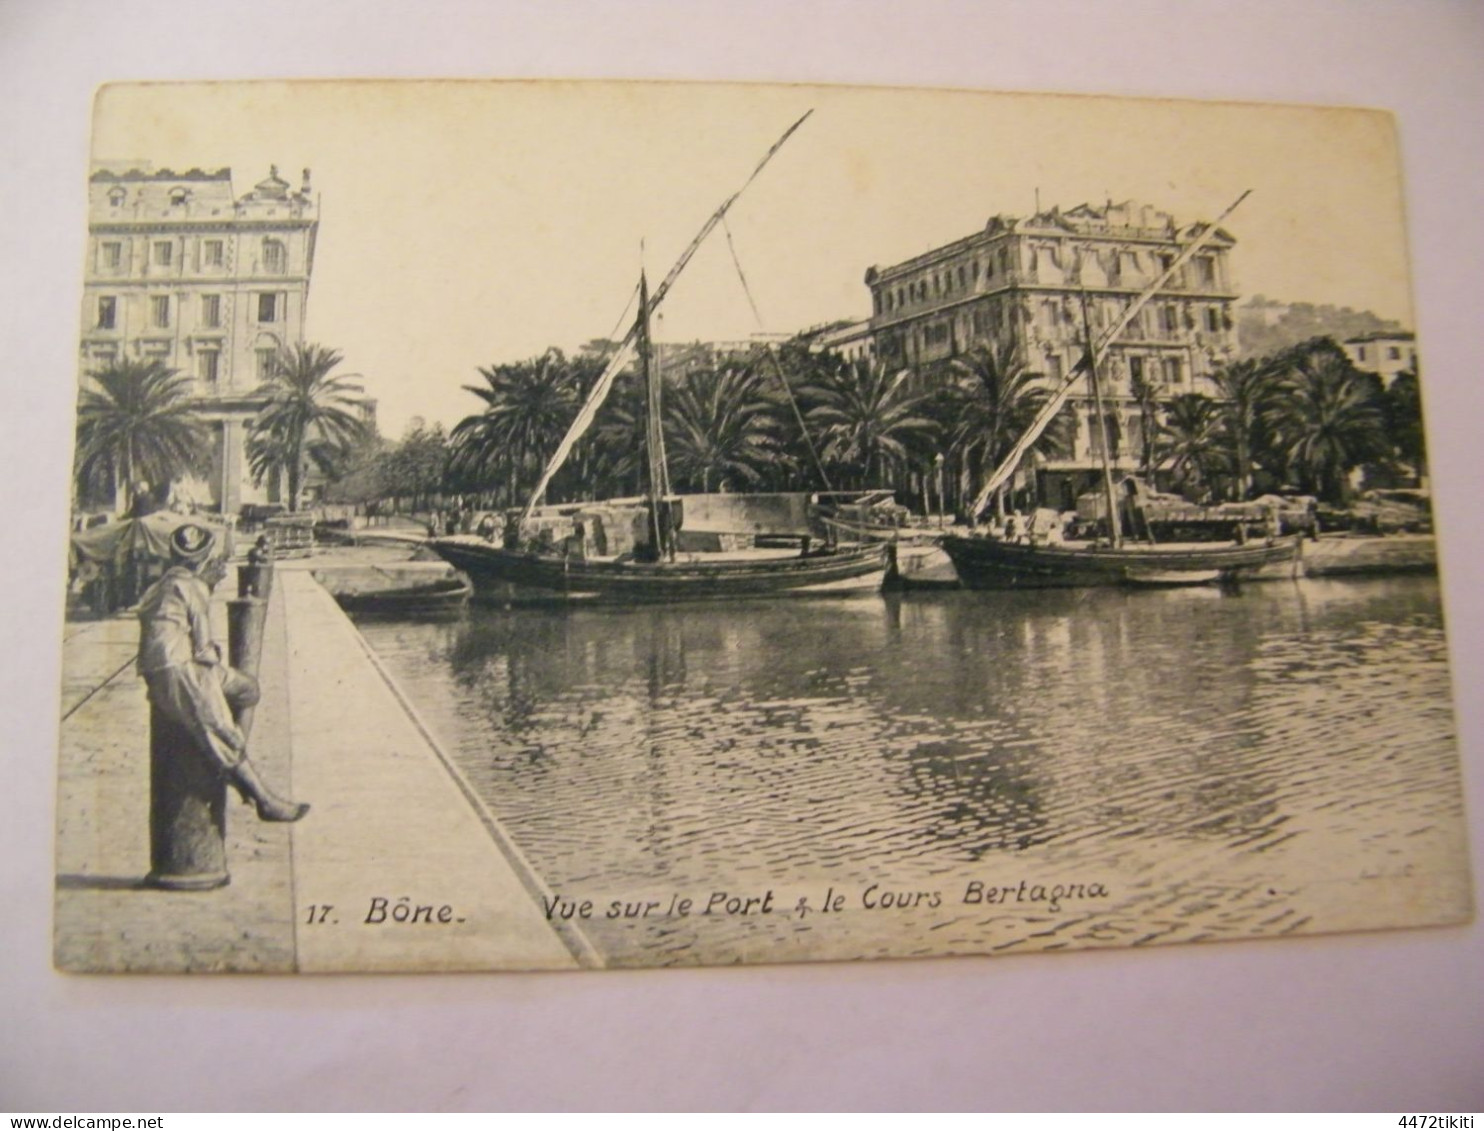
[56,80,1473,973]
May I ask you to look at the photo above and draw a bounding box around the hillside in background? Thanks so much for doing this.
[1236,296,1406,360]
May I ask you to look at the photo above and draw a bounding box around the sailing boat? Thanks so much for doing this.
[940,191,1300,589]
[429,117,889,604]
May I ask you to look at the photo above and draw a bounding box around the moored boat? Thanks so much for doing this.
[330,573,473,614]
[939,533,1299,589]
[427,112,891,605]
[940,190,1296,590]
[431,537,888,604]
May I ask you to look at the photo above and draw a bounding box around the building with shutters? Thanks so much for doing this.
[80,163,320,513]
[1342,330,1417,387]
[863,200,1241,509]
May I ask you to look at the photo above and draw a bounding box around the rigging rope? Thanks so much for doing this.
[518,110,814,523]
[721,216,834,493]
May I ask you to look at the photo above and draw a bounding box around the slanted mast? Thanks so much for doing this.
[970,190,1252,516]
[518,111,814,524]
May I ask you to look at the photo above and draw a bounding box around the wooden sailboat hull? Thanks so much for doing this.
[428,537,890,604]
[939,535,1301,589]
[332,574,473,614]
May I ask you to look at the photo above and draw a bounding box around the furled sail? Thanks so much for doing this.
[519,110,814,523]
[969,190,1251,517]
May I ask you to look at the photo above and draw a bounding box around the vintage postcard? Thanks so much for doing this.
[56,80,1472,973]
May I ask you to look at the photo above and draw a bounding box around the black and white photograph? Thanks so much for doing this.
[4,0,1483,1114]
[52,80,1472,975]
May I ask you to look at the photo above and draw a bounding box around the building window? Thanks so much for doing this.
[97,296,116,330]
[199,351,220,385]
[1089,411,1121,458]
[107,187,127,207]
[201,294,221,328]
[169,187,189,206]
[262,239,287,274]
[1047,355,1063,382]
[1196,256,1217,287]
[1387,346,1402,361]
[1129,356,1145,384]
[153,241,173,267]
[1160,305,1178,333]
[151,295,170,328]
[100,242,122,271]
[257,292,279,322]
[1162,357,1183,386]
[1204,307,1221,333]
[203,239,224,267]
[958,266,967,289]
[257,348,277,380]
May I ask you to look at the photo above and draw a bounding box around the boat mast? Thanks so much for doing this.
[518,111,814,525]
[637,272,673,560]
[1080,290,1123,548]
[968,190,1251,518]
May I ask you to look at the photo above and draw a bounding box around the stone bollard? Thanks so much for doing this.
[145,704,230,890]
[227,596,268,740]
[237,562,274,601]
[143,593,269,892]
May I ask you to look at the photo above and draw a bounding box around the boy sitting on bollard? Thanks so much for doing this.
[137,523,308,823]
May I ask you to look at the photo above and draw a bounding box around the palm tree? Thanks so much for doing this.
[449,350,581,505]
[662,364,785,492]
[1384,367,1427,482]
[803,359,937,490]
[1128,367,1163,479]
[946,341,1068,515]
[247,343,368,512]
[74,358,210,510]
[1158,393,1223,499]
[1208,358,1279,501]
[1265,340,1387,503]
[588,372,649,498]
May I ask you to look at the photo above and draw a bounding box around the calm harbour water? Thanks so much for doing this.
[355,576,1468,966]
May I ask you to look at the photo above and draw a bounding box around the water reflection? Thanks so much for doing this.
[357,577,1461,962]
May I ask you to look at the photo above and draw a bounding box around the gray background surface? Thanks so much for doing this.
[2,0,1480,1112]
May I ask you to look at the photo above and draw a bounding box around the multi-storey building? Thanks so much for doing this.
[863,200,1240,508]
[80,163,319,513]
[1343,330,1417,386]
[799,318,875,365]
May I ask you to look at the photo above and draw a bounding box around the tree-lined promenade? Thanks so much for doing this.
[72,332,1424,522]
[74,344,371,516]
